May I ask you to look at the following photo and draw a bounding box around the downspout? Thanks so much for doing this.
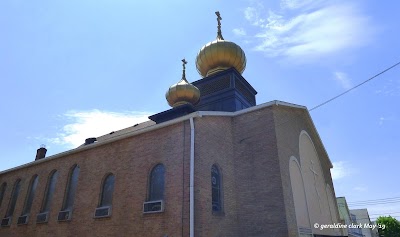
[189,117,195,237]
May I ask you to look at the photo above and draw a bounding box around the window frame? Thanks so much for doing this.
[148,163,165,202]
[5,179,21,218]
[98,173,115,208]
[20,174,39,216]
[0,182,7,209]
[61,164,80,211]
[211,164,223,214]
[40,170,59,213]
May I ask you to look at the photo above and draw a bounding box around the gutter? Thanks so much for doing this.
[189,117,195,237]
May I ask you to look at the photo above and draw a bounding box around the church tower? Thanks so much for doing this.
[165,59,200,108]
[150,12,257,124]
[192,11,257,112]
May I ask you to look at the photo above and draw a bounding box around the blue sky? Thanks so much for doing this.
[1,0,399,221]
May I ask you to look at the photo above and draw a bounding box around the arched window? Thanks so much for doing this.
[0,183,6,209]
[99,174,115,207]
[61,165,80,211]
[21,175,39,216]
[1,180,21,226]
[211,165,222,212]
[149,164,165,201]
[41,170,59,213]
[5,179,21,218]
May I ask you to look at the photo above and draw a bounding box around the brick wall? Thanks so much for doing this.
[273,106,340,237]
[0,122,190,237]
[0,104,336,237]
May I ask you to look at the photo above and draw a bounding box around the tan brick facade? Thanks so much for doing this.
[0,102,338,237]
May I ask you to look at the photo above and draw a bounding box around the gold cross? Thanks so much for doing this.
[181,58,187,80]
[182,58,187,71]
[215,11,222,26]
[215,11,224,40]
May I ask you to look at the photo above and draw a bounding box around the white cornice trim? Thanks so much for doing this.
[1,100,328,175]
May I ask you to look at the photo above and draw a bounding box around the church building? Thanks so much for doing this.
[0,12,343,237]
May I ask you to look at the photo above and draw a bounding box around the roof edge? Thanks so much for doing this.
[0,112,203,175]
[1,100,331,175]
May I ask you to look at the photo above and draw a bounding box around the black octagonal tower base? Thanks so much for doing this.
[149,67,257,124]
[192,67,257,112]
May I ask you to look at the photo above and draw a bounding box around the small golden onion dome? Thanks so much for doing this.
[166,59,200,107]
[196,11,246,78]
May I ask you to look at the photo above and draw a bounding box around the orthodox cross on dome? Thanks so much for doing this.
[181,58,188,81]
[310,159,322,213]
[215,11,224,40]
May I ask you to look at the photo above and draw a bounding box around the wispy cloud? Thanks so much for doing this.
[47,110,150,148]
[378,116,396,126]
[379,117,385,126]
[233,28,247,36]
[242,0,374,62]
[280,0,323,10]
[334,71,352,89]
[375,79,400,96]
[353,186,368,192]
[331,161,353,180]
[244,4,265,26]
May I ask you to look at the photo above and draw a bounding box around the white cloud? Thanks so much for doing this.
[280,0,324,10]
[244,7,257,21]
[378,116,396,126]
[379,117,385,126]
[243,0,374,62]
[49,110,150,148]
[353,186,368,192]
[244,2,266,27]
[375,79,400,96]
[334,71,352,89]
[233,28,247,36]
[331,161,351,180]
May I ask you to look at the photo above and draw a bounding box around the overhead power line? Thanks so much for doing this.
[348,200,400,206]
[370,211,400,216]
[348,196,400,204]
[347,197,400,205]
[309,61,400,111]
[355,216,400,221]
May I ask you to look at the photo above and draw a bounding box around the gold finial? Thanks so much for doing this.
[195,11,246,77]
[215,11,224,40]
[166,58,200,107]
[182,58,188,81]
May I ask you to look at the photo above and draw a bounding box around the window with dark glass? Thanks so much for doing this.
[5,179,21,218]
[0,183,6,209]
[99,174,115,207]
[149,164,165,201]
[41,170,59,213]
[21,175,39,216]
[61,165,80,211]
[211,165,222,212]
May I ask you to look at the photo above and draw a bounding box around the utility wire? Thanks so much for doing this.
[309,61,400,111]
[354,216,400,221]
[348,196,400,204]
[348,201,400,206]
[349,200,400,204]
[268,61,400,141]
[347,199,400,205]
[370,211,400,216]
[348,200,400,205]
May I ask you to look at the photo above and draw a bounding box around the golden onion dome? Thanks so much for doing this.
[166,59,200,107]
[196,11,246,78]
